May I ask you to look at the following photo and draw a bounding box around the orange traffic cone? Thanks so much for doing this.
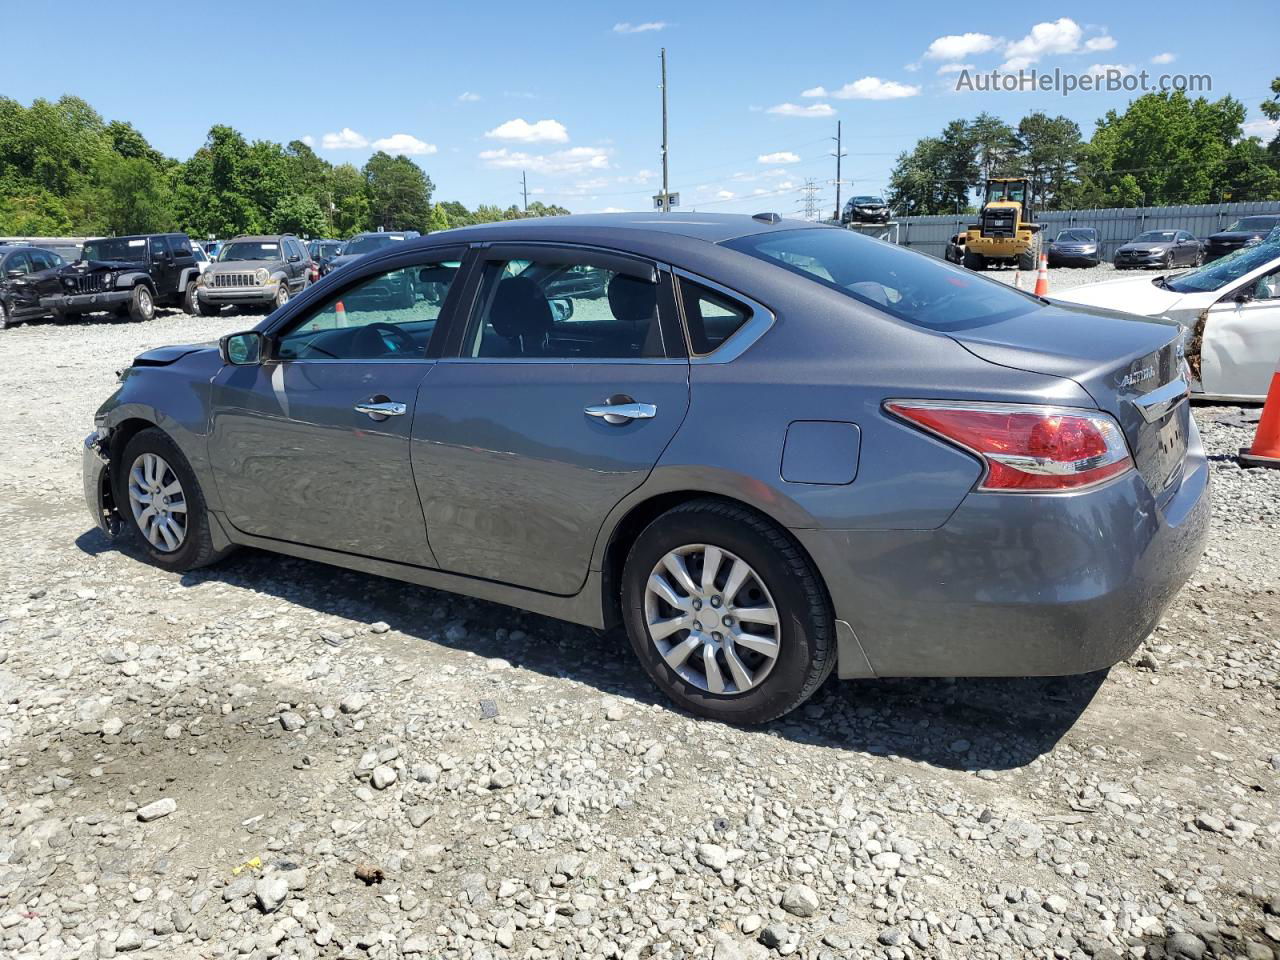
[335,300,348,328]
[1240,353,1280,468]
[1033,253,1049,296]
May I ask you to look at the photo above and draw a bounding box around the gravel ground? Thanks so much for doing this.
[1,304,1278,960]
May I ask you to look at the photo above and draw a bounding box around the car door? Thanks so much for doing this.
[1200,266,1280,400]
[147,236,175,297]
[207,247,466,565]
[286,238,308,291]
[25,250,65,314]
[2,251,41,317]
[411,244,690,596]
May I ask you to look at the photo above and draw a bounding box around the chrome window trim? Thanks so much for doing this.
[671,268,776,365]
[436,356,687,367]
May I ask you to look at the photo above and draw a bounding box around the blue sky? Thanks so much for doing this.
[3,1,1277,216]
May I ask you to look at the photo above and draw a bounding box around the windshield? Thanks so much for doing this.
[82,238,146,261]
[343,234,404,256]
[852,196,882,204]
[1134,231,1176,243]
[219,241,281,262]
[1225,216,1280,233]
[1056,230,1096,242]
[725,227,1040,331]
[986,181,1026,204]
[1165,243,1280,294]
[310,242,342,259]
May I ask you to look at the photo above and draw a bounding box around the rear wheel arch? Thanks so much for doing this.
[598,490,826,630]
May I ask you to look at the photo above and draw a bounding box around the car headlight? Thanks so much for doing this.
[197,272,210,286]
[101,271,115,287]
[256,268,270,285]
[1148,247,1165,255]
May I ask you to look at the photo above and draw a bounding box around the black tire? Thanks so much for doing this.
[273,282,290,311]
[962,249,986,271]
[621,498,835,725]
[0,300,10,330]
[182,281,199,314]
[128,284,155,322]
[116,427,232,573]
[1194,249,1204,267]
[1164,251,1175,271]
[196,298,221,317]
[1017,236,1040,272]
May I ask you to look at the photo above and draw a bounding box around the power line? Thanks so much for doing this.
[796,178,824,220]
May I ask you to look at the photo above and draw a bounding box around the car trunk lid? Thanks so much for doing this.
[949,304,1190,500]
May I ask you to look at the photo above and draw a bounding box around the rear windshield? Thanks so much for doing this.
[83,238,146,261]
[724,227,1040,330]
[219,241,280,261]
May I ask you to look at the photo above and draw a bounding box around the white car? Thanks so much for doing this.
[1054,242,1280,402]
[190,243,212,274]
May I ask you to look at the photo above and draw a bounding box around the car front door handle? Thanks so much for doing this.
[354,400,407,420]
[584,401,657,425]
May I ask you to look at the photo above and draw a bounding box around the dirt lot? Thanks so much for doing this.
[1,285,1278,960]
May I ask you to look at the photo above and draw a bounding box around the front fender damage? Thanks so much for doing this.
[83,429,122,539]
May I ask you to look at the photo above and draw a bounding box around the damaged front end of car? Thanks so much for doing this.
[83,427,122,540]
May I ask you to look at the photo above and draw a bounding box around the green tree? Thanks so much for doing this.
[1016,112,1084,210]
[968,112,1019,184]
[427,203,452,232]
[90,152,173,235]
[270,193,327,236]
[329,163,369,236]
[363,152,433,232]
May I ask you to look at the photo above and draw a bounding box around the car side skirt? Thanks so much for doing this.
[209,511,608,629]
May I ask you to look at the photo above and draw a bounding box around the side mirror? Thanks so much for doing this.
[220,331,265,366]
[549,297,574,322]
[1233,290,1254,304]
[288,254,301,263]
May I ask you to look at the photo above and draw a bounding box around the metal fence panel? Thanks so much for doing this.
[893,201,1280,260]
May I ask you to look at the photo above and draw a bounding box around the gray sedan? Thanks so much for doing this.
[83,214,1209,724]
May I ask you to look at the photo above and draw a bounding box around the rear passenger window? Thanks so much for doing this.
[466,256,665,360]
[678,279,751,355]
[170,236,193,257]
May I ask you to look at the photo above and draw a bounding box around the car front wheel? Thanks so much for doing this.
[128,285,155,322]
[117,427,232,572]
[183,281,199,314]
[621,498,835,724]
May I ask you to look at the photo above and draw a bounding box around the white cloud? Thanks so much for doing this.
[458,91,482,102]
[615,169,655,185]
[1000,18,1115,70]
[478,146,610,176]
[300,135,314,147]
[613,21,667,33]
[485,118,569,143]
[828,77,921,100]
[1085,63,1135,77]
[1243,118,1280,138]
[321,127,369,150]
[936,63,974,75]
[716,190,736,200]
[597,206,628,213]
[924,32,1000,60]
[1151,52,1176,65]
[371,133,437,155]
[800,86,828,98]
[758,151,801,164]
[767,102,836,118]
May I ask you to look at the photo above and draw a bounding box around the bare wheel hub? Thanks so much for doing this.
[644,544,781,695]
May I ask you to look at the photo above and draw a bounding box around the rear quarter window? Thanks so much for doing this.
[723,228,1041,331]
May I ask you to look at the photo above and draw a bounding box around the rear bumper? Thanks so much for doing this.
[42,291,130,313]
[797,419,1210,679]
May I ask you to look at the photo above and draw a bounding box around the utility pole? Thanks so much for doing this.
[659,48,670,213]
[830,121,847,221]
[520,170,528,212]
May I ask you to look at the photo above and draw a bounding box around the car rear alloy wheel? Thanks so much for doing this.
[622,498,835,724]
[127,452,188,552]
[644,544,781,695]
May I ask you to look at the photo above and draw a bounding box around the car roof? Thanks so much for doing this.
[431,212,828,245]
[228,235,292,242]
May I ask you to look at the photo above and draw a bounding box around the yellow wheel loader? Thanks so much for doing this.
[963,178,1042,271]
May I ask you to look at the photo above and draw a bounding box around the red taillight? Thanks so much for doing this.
[887,401,1133,492]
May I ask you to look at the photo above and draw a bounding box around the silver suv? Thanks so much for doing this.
[196,235,314,315]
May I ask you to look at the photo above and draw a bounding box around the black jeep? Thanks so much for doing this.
[41,233,202,322]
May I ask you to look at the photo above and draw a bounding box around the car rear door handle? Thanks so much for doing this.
[584,401,657,425]
[354,400,407,420]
